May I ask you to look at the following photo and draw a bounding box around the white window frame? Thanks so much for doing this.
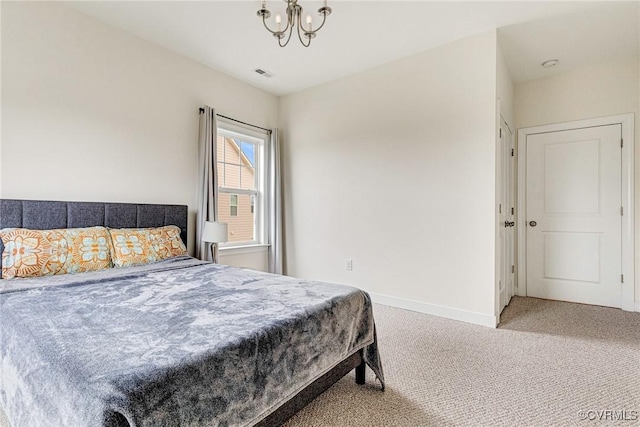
[217,119,268,249]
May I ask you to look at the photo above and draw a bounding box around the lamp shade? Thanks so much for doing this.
[202,221,228,243]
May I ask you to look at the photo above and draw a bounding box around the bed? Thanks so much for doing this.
[0,199,384,426]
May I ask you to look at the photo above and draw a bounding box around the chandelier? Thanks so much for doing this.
[257,0,332,47]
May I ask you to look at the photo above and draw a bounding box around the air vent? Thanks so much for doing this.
[254,68,272,77]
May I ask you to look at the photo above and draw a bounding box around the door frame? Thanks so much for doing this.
[516,114,635,311]
[498,114,515,314]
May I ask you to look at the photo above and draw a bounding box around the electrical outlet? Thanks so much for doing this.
[345,259,353,271]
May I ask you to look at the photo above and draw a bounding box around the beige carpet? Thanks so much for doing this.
[2,297,639,426]
[283,297,640,427]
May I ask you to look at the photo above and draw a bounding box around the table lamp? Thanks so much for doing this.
[202,221,228,263]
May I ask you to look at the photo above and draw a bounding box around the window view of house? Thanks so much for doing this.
[216,135,258,243]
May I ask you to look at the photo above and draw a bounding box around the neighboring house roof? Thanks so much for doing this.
[225,137,254,170]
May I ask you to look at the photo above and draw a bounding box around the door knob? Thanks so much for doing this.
[529,221,537,227]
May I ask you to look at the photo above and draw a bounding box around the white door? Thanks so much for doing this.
[499,117,515,313]
[526,125,622,307]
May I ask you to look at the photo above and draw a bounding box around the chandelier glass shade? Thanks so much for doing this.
[257,0,332,47]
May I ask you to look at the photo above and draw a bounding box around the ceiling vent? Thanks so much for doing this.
[254,68,272,77]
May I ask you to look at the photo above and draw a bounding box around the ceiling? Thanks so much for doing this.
[499,1,639,83]
[67,1,640,96]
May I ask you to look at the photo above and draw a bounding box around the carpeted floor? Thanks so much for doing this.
[1,297,639,426]
[282,297,640,427]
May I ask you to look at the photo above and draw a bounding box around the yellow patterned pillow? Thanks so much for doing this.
[108,228,157,267]
[1,227,112,279]
[148,225,187,260]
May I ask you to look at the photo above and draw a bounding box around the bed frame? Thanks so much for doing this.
[0,199,366,426]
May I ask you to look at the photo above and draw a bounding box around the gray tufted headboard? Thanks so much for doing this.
[0,199,188,274]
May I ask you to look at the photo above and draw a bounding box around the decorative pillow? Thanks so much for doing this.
[107,228,157,268]
[147,225,187,260]
[107,226,187,267]
[0,227,112,279]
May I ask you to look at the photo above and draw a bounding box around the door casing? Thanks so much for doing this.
[517,114,635,311]
[498,115,515,314]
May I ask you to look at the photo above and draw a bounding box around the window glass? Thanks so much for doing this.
[216,126,265,245]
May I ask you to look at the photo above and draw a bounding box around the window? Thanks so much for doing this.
[229,195,238,216]
[216,122,267,246]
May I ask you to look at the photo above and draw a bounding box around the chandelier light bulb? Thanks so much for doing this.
[257,0,332,47]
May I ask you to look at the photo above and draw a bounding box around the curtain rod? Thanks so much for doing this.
[199,108,272,134]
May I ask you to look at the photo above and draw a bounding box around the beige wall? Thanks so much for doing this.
[219,246,268,272]
[514,56,640,307]
[280,31,499,326]
[0,2,3,201]
[0,2,278,258]
[496,43,515,128]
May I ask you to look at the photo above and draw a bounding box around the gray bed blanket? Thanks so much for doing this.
[0,257,384,426]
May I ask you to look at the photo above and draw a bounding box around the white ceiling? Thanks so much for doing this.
[67,1,640,96]
[499,1,639,83]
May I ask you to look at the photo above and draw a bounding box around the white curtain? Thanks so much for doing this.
[268,129,283,274]
[195,106,219,261]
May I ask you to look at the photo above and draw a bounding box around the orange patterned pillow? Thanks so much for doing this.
[1,227,112,279]
[148,225,187,260]
[107,228,157,267]
[107,226,187,267]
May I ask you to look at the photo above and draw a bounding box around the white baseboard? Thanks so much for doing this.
[636,301,640,312]
[369,292,498,328]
